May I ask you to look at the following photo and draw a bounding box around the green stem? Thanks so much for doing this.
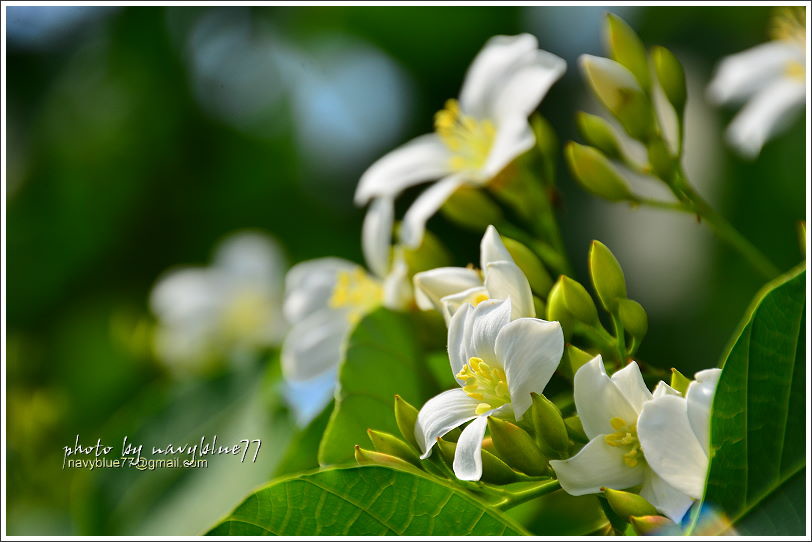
[632,197,692,214]
[610,313,627,363]
[495,479,561,510]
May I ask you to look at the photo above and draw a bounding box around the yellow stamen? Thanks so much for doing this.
[604,417,644,468]
[434,99,496,172]
[472,292,490,305]
[769,6,805,45]
[329,268,383,324]
[456,356,511,413]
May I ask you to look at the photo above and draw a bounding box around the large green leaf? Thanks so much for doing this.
[695,266,806,535]
[207,466,528,535]
[318,308,433,465]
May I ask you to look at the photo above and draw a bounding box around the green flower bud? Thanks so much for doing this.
[589,240,627,312]
[603,487,659,518]
[559,276,599,326]
[565,142,633,202]
[605,13,650,90]
[394,394,420,450]
[629,515,681,536]
[651,46,687,116]
[564,415,589,443]
[670,368,691,396]
[440,185,503,232]
[547,280,575,340]
[354,445,419,471]
[367,429,421,467]
[646,137,676,183]
[579,54,655,140]
[530,393,570,459]
[401,229,452,274]
[576,112,623,159]
[617,298,648,342]
[487,417,548,476]
[436,437,520,484]
[531,114,558,183]
[565,344,596,375]
[502,237,554,296]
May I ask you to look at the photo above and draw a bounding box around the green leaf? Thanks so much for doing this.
[318,308,433,465]
[694,266,805,535]
[274,402,334,477]
[207,466,528,535]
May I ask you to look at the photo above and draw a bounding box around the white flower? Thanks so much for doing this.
[415,298,563,481]
[550,356,698,523]
[413,225,534,323]
[150,231,286,372]
[355,34,566,249]
[707,7,805,158]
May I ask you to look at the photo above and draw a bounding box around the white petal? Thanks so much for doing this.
[482,115,536,179]
[573,355,639,440]
[685,368,722,455]
[214,231,285,283]
[726,77,805,158]
[707,41,803,104]
[550,436,645,496]
[480,225,514,270]
[354,133,452,204]
[459,34,540,118]
[610,361,653,415]
[448,302,474,381]
[453,415,490,481]
[466,298,512,365]
[362,197,394,278]
[441,286,490,323]
[637,395,707,500]
[399,174,467,248]
[653,381,681,399]
[280,309,351,381]
[491,49,566,121]
[640,469,696,524]
[283,258,356,324]
[413,267,483,313]
[150,268,223,326]
[415,388,479,458]
[495,318,563,419]
[484,261,535,319]
[381,249,412,310]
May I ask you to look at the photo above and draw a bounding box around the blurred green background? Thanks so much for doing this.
[5,5,805,536]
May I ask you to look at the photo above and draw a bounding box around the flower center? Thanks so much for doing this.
[221,288,271,342]
[434,99,496,172]
[456,356,511,415]
[770,7,805,46]
[604,417,643,468]
[329,268,383,324]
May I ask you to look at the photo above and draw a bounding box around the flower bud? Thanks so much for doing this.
[354,445,419,471]
[401,229,452,274]
[576,112,623,159]
[502,237,553,295]
[367,429,421,467]
[603,487,659,518]
[617,298,648,342]
[394,394,420,450]
[559,276,599,326]
[579,54,654,140]
[487,417,548,476]
[646,137,676,183]
[589,240,627,312]
[651,46,687,116]
[564,415,589,443]
[547,280,575,340]
[530,393,570,459]
[436,437,520,484]
[605,13,650,90]
[565,142,633,202]
[565,344,595,376]
[629,515,681,536]
[670,368,691,396]
[440,185,503,232]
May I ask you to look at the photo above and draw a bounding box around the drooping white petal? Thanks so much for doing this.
[707,41,803,104]
[653,380,681,398]
[453,415,490,481]
[637,395,708,500]
[573,356,639,440]
[362,197,394,278]
[480,225,514,270]
[413,267,483,312]
[283,258,356,323]
[482,114,536,179]
[484,261,535,319]
[491,49,567,121]
[441,286,490,323]
[640,469,696,523]
[354,133,452,204]
[280,308,351,382]
[448,302,474,382]
[459,34,540,118]
[610,361,653,414]
[550,436,645,496]
[381,249,412,310]
[495,318,563,419]
[414,388,479,458]
[685,368,722,455]
[465,298,512,366]
[214,231,286,283]
[725,77,805,158]
[399,174,467,248]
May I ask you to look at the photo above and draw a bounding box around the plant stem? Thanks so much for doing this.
[633,197,692,214]
[494,479,562,510]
